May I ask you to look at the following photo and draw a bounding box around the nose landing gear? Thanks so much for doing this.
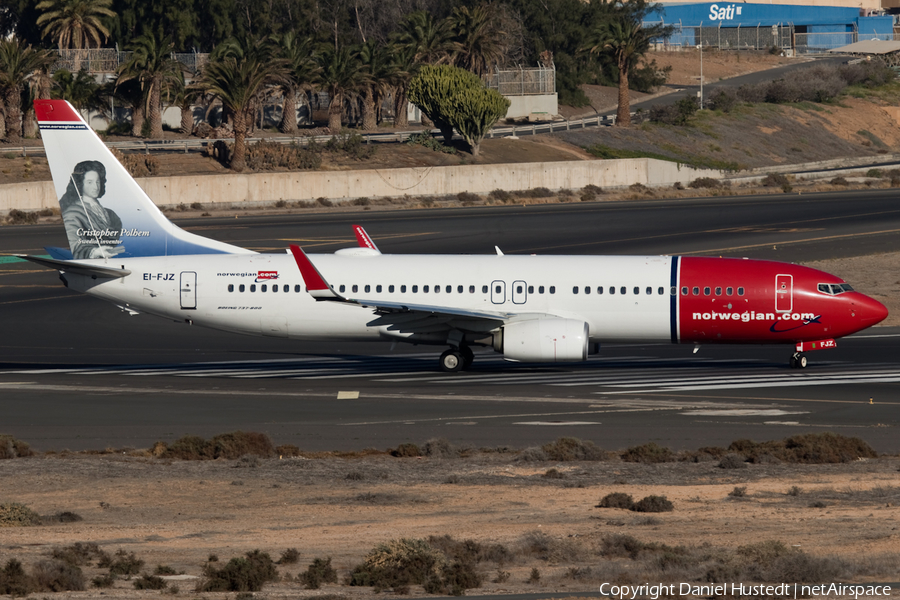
[790,352,807,369]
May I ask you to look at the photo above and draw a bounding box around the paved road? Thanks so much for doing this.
[1,191,898,452]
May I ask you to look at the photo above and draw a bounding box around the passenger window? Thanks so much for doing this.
[412,285,418,293]
[273,285,277,292]
[549,286,556,294]
[250,284,256,292]
[376,285,381,293]
[658,287,664,295]
[634,286,639,295]
[261,284,267,292]
[597,286,603,294]
[692,287,699,295]
[646,287,652,295]
[482,285,488,293]
[447,285,452,293]
[671,287,676,295]
[401,285,406,293]
[495,285,501,293]
[352,284,358,293]
[738,287,745,296]
[703,287,710,295]
[573,286,579,294]
[294,285,300,292]
[469,285,475,293]
[715,287,722,296]
[681,287,688,295]
[620,286,626,295]
[585,286,590,295]
[389,285,394,293]
[539,286,544,294]
[228,284,234,292]
[458,285,463,293]
[423,285,429,292]
[726,287,733,295]
[239,284,245,292]
[528,285,534,294]
[518,285,524,294]
[365,284,370,293]
[610,286,616,295]
[339,284,346,293]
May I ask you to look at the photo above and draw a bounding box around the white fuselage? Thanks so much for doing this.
[67,252,675,344]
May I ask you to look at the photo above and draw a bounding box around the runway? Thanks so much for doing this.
[1,190,899,452]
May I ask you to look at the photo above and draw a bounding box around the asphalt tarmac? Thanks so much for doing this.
[1,190,898,452]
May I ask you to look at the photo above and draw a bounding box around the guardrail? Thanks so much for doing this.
[3,112,621,157]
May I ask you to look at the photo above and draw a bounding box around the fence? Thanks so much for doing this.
[51,49,209,74]
[483,66,556,96]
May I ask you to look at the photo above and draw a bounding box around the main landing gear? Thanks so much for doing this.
[440,344,474,372]
[790,352,808,369]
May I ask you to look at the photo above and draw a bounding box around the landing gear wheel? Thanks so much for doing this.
[440,349,464,372]
[460,346,474,370]
[790,353,808,369]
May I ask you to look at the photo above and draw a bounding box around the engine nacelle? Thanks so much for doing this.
[495,318,589,362]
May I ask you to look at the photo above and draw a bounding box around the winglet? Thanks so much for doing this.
[289,245,348,301]
[353,225,381,253]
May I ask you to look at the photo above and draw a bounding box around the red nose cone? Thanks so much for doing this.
[856,294,889,328]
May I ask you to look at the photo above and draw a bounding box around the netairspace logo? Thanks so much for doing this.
[598,582,892,599]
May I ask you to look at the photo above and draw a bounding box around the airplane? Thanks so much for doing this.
[17,99,888,372]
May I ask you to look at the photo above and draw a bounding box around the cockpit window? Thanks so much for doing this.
[818,283,854,296]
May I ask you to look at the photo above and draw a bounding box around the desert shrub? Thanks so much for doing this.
[650,96,699,125]
[423,438,454,458]
[543,468,565,479]
[92,573,116,588]
[199,550,279,592]
[488,189,513,202]
[0,435,33,458]
[32,559,85,592]
[407,131,457,154]
[520,530,581,562]
[5,209,39,225]
[345,471,365,481]
[689,177,721,189]
[597,492,635,509]
[809,500,827,508]
[457,191,480,204]
[680,446,726,462]
[390,443,421,457]
[246,140,322,171]
[276,444,301,457]
[427,535,511,565]
[160,431,275,460]
[787,486,803,497]
[120,154,160,177]
[621,442,675,463]
[316,197,333,207]
[325,131,375,160]
[155,564,178,575]
[736,83,767,103]
[43,511,83,523]
[541,437,605,461]
[348,538,445,591]
[830,176,849,186]
[765,551,846,582]
[0,559,32,595]
[839,59,895,87]
[278,548,300,565]
[728,433,876,464]
[0,502,41,526]
[866,168,883,178]
[631,495,674,513]
[351,197,370,206]
[708,88,738,112]
[424,560,482,595]
[493,569,510,583]
[600,534,649,559]
[51,542,107,566]
[298,557,338,589]
[583,184,603,195]
[718,453,748,469]
[134,574,167,590]
[516,187,554,198]
[729,486,748,498]
[101,549,144,576]
[761,173,790,187]
[527,567,541,583]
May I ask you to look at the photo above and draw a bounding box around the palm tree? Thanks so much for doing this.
[450,4,507,77]
[36,0,115,71]
[585,1,672,128]
[389,45,415,128]
[359,41,397,131]
[394,11,455,65]
[117,33,182,138]
[316,45,367,132]
[199,37,286,171]
[273,32,318,134]
[0,38,55,141]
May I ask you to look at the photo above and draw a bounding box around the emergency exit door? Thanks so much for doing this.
[775,274,792,313]
[180,271,197,309]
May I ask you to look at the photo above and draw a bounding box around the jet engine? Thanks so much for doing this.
[494,318,589,362]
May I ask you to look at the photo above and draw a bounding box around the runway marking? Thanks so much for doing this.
[5,354,900,396]
[0,295,73,305]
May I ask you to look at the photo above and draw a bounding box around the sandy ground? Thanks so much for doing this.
[1,453,898,599]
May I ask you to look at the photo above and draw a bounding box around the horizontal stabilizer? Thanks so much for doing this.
[16,255,131,279]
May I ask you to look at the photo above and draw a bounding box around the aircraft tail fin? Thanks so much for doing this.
[35,100,252,259]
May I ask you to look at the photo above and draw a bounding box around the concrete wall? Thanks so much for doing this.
[0,158,721,212]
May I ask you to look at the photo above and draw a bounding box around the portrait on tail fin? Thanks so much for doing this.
[60,160,124,259]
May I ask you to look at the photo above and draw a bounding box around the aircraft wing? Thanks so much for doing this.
[15,255,131,279]
[289,244,548,335]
